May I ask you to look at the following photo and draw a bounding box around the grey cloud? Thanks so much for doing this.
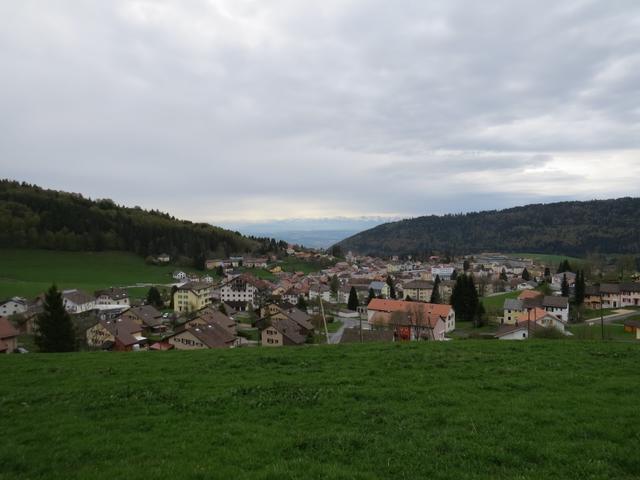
[0,0,639,223]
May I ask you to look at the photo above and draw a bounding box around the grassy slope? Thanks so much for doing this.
[2,342,640,480]
[0,249,198,299]
[481,290,520,310]
[506,253,585,267]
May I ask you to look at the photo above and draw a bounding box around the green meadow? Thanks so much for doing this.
[1,341,639,480]
[0,249,195,299]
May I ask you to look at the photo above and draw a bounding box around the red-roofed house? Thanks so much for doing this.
[367,299,455,341]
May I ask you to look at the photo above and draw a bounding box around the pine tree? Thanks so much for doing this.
[330,275,340,298]
[367,288,375,305]
[451,275,480,325]
[169,285,178,309]
[557,259,572,274]
[522,268,531,281]
[463,260,470,272]
[574,270,585,306]
[297,295,308,311]
[544,267,551,280]
[347,287,359,311]
[35,284,76,352]
[386,275,396,299]
[430,275,442,304]
[561,273,570,297]
[450,269,458,281]
[500,268,508,282]
[146,286,163,308]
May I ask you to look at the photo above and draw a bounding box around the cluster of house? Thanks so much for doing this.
[584,283,640,309]
[498,290,570,340]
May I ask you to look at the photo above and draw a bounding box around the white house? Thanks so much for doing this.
[95,288,130,307]
[219,274,264,309]
[173,271,187,280]
[308,284,332,303]
[431,266,455,281]
[62,289,96,314]
[0,297,29,317]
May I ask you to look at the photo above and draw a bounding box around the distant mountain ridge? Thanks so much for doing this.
[335,197,640,257]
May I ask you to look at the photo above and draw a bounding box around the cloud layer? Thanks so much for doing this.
[1,0,639,222]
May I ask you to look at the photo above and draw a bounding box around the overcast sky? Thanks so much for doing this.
[1,1,639,227]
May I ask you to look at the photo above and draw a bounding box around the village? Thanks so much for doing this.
[2,247,640,354]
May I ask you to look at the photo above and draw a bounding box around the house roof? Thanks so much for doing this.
[126,305,163,328]
[517,308,564,324]
[542,296,569,308]
[403,280,433,290]
[503,298,523,310]
[95,287,129,300]
[62,289,95,306]
[340,328,395,344]
[97,317,144,346]
[367,299,451,328]
[518,290,543,300]
[619,283,640,293]
[270,318,306,344]
[623,319,640,329]
[177,282,212,292]
[195,308,236,334]
[0,316,19,339]
[494,321,545,338]
[187,323,236,348]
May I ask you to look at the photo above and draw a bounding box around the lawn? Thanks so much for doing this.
[481,290,520,310]
[280,256,333,274]
[567,323,636,341]
[0,249,198,299]
[506,253,585,267]
[1,342,640,479]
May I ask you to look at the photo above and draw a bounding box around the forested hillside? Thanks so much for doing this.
[336,197,640,257]
[0,180,257,261]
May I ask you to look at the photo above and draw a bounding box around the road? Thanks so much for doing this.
[329,317,361,344]
[584,309,638,325]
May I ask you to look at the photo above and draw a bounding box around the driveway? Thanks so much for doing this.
[585,309,638,325]
[329,317,361,344]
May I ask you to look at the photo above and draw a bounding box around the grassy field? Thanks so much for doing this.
[0,249,199,299]
[2,341,640,479]
[567,323,635,341]
[481,290,520,310]
[506,253,585,267]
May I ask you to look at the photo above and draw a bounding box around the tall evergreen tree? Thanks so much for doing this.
[386,275,396,299]
[330,274,340,298]
[146,286,163,308]
[544,267,551,280]
[430,275,442,304]
[561,273,570,297]
[347,287,359,311]
[35,284,76,352]
[500,268,508,282]
[450,275,480,324]
[367,288,376,305]
[522,268,531,281]
[450,269,458,281]
[557,259,572,274]
[574,270,585,306]
[463,259,470,272]
[296,295,308,311]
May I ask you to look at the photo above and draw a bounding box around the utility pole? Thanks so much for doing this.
[359,309,363,343]
[600,293,604,340]
[319,297,330,344]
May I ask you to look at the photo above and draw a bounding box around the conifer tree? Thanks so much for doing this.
[386,275,396,299]
[347,287,359,311]
[35,284,76,352]
[561,273,570,297]
[146,286,163,308]
[430,275,442,304]
[522,268,531,281]
[367,288,375,305]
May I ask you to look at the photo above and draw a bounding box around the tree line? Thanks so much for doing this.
[337,197,640,257]
[0,180,284,264]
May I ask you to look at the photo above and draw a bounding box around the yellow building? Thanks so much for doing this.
[173,282,214,313]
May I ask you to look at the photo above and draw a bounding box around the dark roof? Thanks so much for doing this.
[599,284,621,294]
[178,282,212,292]
[95,287,129,300]
[623,319,640,329]
[494,321,545,338]
[340,328,395,344]
[126,305,163,328]
[403,280,434,290]
[503,298,523,310]
[542,296,569,308]
[620,283,640,293]
[271,318,306,344]
[62,289,95,305]
[187,323,236,348]
[97,317,144,346]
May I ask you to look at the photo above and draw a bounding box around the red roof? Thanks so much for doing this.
[0,317,19,339]
[518,290,543,300]
[368,299,452,328]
